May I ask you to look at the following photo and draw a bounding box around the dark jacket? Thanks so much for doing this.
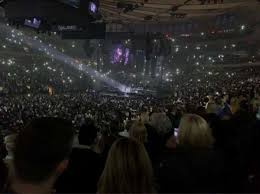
[55,147,104,193]
[0,159,7,192]
[155,146,234,193]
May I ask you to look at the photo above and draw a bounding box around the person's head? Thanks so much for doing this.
[12,118,75,188]
[129,121,148,144]
[140,112,150,124]
[178,114,214,148]
[223,94,229,102]
[205,101,218,114]
[4,134,17,162]
[254,88,260,99]
[149,113,172,135]
[98,138,155,193]
[207,95,214,103]
[230,97,240,114]
[215,97,223,107]
[78,121,98,146]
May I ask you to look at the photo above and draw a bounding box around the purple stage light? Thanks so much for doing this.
[124,48,129,65]
[112,45,130,65]
[89,2,97,13]
[24,18,41,29]
[117,48,123,56]
[112,47,123,64]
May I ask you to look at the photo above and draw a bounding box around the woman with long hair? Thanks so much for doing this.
[156,114,230,193]
[98,138,155,193]
[178,114,214,147]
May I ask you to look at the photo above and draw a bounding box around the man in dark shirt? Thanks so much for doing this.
[55,121,103,193]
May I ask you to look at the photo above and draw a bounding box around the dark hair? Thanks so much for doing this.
[98,138,155,193]
[13,118,75,183]
[78,122,98,146]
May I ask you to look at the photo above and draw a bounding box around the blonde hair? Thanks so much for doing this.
[230,97,240,114]
[129,121,147,144]
[98,138,155,193]
[178,114,214,147]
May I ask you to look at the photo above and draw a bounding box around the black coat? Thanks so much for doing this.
[55,147,104,193]
[0,159,7,192]
[155,146,235,193]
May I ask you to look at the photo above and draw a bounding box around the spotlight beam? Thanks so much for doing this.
[0,23,131,93]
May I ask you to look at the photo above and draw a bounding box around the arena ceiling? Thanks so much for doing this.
[0,0,259,25]
[100,0,260,24]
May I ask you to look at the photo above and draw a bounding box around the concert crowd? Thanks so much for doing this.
[0,61,260,193]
